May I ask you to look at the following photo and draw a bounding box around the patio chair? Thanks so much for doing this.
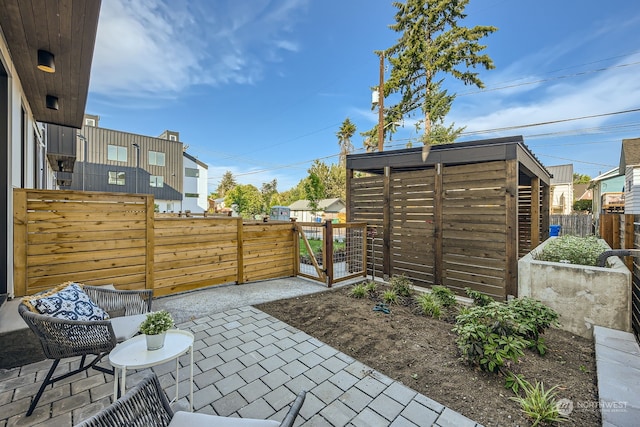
[19,284,153,416]
[74,371,306,427]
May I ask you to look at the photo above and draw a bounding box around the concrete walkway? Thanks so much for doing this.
[593,325,640,427]
[0,278,481,426]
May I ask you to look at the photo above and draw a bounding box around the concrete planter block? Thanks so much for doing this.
[518,238,632,339]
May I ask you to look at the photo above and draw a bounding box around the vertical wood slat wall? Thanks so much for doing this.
[13,189,296,297]
[349,160,528,300]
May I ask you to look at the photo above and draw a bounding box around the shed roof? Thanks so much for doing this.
[547,164,573,184]
[619,138,640,173]
[346,135,551,186]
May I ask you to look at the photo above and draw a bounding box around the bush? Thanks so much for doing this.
[431,285,457,307]
[509,376,568,426]
[453,298,559,372]
[389,274,413,297]
[534,235,606,266]
[465,287,494,307]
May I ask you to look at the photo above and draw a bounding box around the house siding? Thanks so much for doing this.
[70,123,183,202]
[625,166,640,214]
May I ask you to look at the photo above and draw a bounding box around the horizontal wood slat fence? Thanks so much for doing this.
[13,189,296,297]
[350,160,523,300]
[600,213,639,343]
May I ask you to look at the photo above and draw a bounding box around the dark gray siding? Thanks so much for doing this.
[70,124,183,201]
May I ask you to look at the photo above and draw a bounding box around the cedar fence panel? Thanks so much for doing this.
[549,214,594,237]
[13,189,297,297]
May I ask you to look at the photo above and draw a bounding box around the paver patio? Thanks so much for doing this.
[0,305,481,427]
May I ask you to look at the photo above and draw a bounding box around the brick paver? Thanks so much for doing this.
[0,305,481,426]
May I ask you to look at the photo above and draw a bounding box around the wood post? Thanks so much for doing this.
[383,166,391,279]
[325,221,334,287]
[236,217,244,284]
[434,163,443,285]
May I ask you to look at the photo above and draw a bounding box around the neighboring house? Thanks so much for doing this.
[0,1,101,299]
[573,183,592,203]
[620,137,640,214]
[69,115,184,212]
[547,164,574,215]
[182,152,209,213]
[590,167,625,219]
[289,198,346,223]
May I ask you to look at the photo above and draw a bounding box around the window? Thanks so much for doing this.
[185,193,199,198]
[169,134,177,141]
[107,145,127,162]
[150,175,164,188]
[108,171,125,185]
[85,118,95,126]
[185,168,199,178]
[149,150,165,166]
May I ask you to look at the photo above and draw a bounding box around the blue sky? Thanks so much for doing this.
[86,0,640,194]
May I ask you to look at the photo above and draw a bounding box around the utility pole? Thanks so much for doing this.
[377,52,385,152]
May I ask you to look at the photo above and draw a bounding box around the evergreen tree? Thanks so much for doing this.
[377,0,497,151]
[217,171,237,198]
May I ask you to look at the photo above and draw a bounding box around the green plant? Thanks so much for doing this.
[389,274,413,297]
[507,297,559,355]
[504,371,526,394]
[416,293,442,318]
[364,281,378,294]
[382,289,399,304]
[431,285,456,307]
[453,297,558,373]
[509,376,568,426]
[534,235,607,266]
[349,283,367,298]
[139,310,174,335]
[465,287,494,307]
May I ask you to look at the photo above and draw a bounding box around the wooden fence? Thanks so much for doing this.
[549,214,594,236]
[13,189,295,297]
[600,213,639,343]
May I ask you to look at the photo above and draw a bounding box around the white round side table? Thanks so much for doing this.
[109,329,194,411]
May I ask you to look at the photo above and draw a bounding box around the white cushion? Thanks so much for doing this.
[109,313,147,342]
[168,411,279,427]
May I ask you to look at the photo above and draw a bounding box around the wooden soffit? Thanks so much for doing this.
[0,0,101,128]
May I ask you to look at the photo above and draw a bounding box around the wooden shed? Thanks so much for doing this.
[346,135,551,300]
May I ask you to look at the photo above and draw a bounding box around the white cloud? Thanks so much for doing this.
[90,0,309,98]
[452,53,640,137]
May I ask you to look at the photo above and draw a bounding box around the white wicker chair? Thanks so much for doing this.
[75,371,306,427]
[19,285,153,416]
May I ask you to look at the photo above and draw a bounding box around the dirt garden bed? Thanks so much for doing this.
[256,284,600,427]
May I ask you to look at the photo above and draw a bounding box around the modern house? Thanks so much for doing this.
[620,137,640,214]
[183,152,209,213]
[69,115,208,213]
[289,198,346,223]
[547,164,574,214]
[0,0,101,301]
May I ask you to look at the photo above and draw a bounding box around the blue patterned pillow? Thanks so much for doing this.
[23,282,109,321]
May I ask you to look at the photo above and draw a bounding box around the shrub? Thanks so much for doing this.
[465,287,494,307]
[382,289,399,304]
[389,274,413,297]
[431,285,457,307]
[453,298,558,372]
[349,283,367,298]
[534,235,606,266]
[416,293,442,318]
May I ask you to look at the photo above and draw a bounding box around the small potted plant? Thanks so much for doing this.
[139,310,174,350]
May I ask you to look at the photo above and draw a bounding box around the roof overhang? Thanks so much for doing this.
[0,0,101,129]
